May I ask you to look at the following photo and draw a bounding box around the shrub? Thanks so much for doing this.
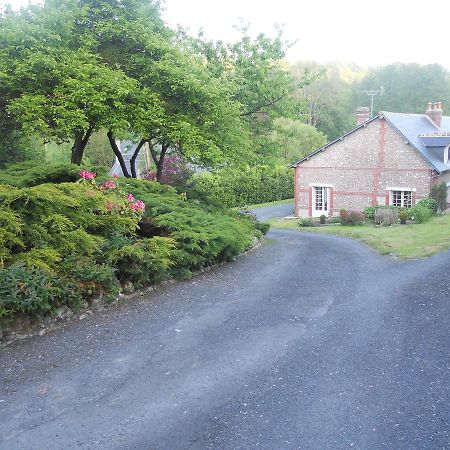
[190,165,293,207]
[341,210,365,226]
[410,205,432,223]
[399,210,408,224]
[363,206,377,221]
[319,214,326,224]
[374,208,398,226]
[416,198,438,214]
[0,264,81,318]
[298,218,314,227]
[430,183,447,212]
[339,209,349,224]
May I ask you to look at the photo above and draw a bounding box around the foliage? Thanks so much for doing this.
[298,218,315,227]
[374,208,398,226]
[356,63,450,116]
[269,118,327,163]
[142,154,193,187]
[0,161,100,187]
[399,210,408,224]
[0,263,81,318]
[0,163,263,319]
[319,214,327,224]
[410,205,432,224]
[416,198,438,214]
[191,165,293,208]
[340,209,365,226]
[430,183,448,213]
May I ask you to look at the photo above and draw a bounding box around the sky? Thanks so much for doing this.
[3,0,450,69]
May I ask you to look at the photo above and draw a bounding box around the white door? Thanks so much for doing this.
[312,186,330,217]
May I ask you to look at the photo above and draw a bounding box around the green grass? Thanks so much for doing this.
[268,214,450,259]
[247,198,294,209]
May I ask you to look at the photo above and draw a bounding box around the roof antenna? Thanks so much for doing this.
[360,86,384,117]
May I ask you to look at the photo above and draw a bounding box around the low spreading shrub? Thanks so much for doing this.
[298,218,315,227]
[0,164,265,319]
[340,209,364,226]
[0,264,81,318]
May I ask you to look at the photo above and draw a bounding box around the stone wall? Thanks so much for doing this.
[294,117,433,217]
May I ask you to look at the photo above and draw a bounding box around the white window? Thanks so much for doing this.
[390,190,412,208]
[311,185,331,216]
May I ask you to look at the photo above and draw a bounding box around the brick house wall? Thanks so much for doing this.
[294,116,433,217]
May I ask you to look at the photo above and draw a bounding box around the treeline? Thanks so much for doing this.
[292,61,450,141]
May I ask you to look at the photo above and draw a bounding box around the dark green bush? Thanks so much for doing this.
[0,264,81,318]
[319,214,326,224]
[429,184,447,213]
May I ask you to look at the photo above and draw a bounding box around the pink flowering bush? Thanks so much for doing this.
[78,172,145,218]
[142,154,192,186]
[79,170,96,180]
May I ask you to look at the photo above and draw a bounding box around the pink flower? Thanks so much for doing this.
[79,170,96,180]
[127,193,135,202]
[131,199,145,212]
[106,201,118,212]
[99,185,106,190]
[113,174,119,180]
[104,179,116,189]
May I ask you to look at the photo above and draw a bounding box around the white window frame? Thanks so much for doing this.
[387,187,415,208]
[444,145,450,165]
[310,183,332,216]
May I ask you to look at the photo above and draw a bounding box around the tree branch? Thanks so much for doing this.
[130,138,147,178]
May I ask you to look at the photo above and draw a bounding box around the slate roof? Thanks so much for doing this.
[291,111,450,173]
[383,111,450,173]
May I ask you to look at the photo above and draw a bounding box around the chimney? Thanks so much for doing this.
[356,106,370,125]
[425,101,443,128]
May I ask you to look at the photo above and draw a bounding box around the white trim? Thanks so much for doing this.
[309,183,333,188]
[445,145,450,165]
[386,187,416,192]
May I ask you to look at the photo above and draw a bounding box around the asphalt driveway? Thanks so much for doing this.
[1,222,449,449]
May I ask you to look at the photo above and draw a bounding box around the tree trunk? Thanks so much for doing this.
[149,141,169,183]
[107,130,130,178]
[71,128,93,165]
[130,139,147,178]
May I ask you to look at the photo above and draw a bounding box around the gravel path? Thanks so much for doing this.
[1,222,449,449]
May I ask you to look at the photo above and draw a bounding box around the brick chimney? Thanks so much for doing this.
[425,101,443,128]
[356,106,370,125]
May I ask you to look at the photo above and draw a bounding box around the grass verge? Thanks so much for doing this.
[268,214,450,259]
[247,198,294,209]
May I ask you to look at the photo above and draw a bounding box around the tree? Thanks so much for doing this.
[431,182,448,213]
[355,63,450,115]
[269,118,327,163]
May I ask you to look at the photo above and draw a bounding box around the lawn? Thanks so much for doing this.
[247,198,294,209]
[268,214,450,259]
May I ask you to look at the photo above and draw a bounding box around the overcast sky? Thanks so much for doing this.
[3,0,450,69]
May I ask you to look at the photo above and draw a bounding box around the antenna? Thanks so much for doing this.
[360,86,383,117]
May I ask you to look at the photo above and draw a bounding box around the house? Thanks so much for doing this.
[291,102,450,217]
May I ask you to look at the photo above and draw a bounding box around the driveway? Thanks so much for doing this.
[252,202,294,221]
[1,216,449,449]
